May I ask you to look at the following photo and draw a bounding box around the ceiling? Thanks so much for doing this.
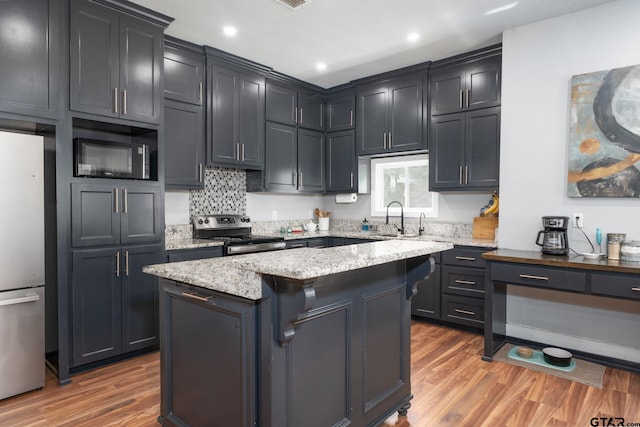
[133,0,618,88]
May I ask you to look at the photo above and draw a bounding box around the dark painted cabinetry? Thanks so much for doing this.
[70,0,166,124]
[409,253,441,319]
[72,243,162,366]
[326,90,357,193]
[356,74,424,156]
[266,83,324,131]
[0,0,60,119]
[164,37,205,189]
[327,91,355,132]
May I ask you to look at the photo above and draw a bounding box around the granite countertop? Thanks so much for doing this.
[165,238,225,251]
[145,239,452,300]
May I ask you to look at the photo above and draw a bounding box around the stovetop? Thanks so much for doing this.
[192,214,284,245]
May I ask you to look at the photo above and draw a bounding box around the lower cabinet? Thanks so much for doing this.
[71,243,162,366]
[166,246,223,262]
[285,237,329,248]
[409,254,441,319]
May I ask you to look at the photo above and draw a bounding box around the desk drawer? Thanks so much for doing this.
[591,273,640,300]
[491,263,586,292]
[442,266,485,297]
[442,247,489,268]
[442,294,484,328]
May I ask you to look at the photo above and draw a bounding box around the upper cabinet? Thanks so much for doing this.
[266,82,324,131]
[0,0,61,119]
[356,74,424,156]
[430,55,501,116]
[326,90,355,132]
[70,0,171,125]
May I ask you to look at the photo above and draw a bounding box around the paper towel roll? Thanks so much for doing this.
[335,193,357,203]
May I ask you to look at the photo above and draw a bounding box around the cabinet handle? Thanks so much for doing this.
[299,172,303,188]
[299,108,303,124]
[350,110,354,127]
[114,88,119,114]
[123,188,128,214]
[455,308,476,316]
[236,143,240,161]
[198,82,203,103]
[241,144,245,162]
[350,172,354,188]
[293,107,297,123]
[631,287,640,292]
[465,165,469,185]
[199,163,204,182]
[116,251,120,278]
[459,90,463,109]
[181,292,212,302]
[122,89,127,115]
[455,256,476,261]
[388,132,392,148]
[455,280,476,285]
[292,171,297,187]
[459,166,463,185]
[519,274,549,281]
[114,187,119,213]
[466,89,470,108]
[125,250,129,276]
[383,132,387,149]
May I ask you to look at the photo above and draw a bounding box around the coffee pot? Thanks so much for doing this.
[536,216,570,255]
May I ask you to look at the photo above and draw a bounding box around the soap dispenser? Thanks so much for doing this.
[361,218,369,231]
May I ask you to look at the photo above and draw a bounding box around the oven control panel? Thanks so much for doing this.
[193,214,252,230]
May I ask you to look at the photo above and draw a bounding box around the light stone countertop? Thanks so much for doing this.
[165,238,224,251]
[144,239,453,300]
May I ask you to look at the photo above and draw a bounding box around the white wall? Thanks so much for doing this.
[500,0,640,361]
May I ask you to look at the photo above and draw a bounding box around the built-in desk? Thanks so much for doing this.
[481,249,640,371]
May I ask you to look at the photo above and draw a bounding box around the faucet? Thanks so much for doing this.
[419,212,426,235]
[385,201,404,235]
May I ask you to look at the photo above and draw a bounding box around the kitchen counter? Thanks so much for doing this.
[145,239,452,300]
[164,238,224,251]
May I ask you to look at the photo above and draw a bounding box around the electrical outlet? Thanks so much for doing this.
[572,213,584,228]
[272,210,278,220]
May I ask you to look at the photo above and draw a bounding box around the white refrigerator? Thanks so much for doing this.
[0,131,45,400]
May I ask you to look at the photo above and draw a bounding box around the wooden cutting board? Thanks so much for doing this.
[472,216,498,240]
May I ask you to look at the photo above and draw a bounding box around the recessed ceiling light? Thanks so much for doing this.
[407,32,420,43]
[223,26,238,37]
[316,62,327,72]
[485,1,519,15]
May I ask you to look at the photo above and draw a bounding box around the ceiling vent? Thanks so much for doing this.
[273,0,311,10]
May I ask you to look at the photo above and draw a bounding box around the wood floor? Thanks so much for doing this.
[1,321,639,427]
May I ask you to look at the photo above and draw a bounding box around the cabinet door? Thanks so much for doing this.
[266,83,297,126]
[70,0,120,118]
[465,107,500,189]
[429,113,464,190]
[120,184,163,244]
[326,130,356,193]
[264,122,297,192]
[0,0,59,119]
[356,85,387,155]
[121,244,162,352]
[119,15,163,124]
[388,78,423,152]
[71,183,120,247]
[237,73,265,168]
[466,56,501,111]
[164,45,204,105]
[72,248,122,366]
[327,93,355,132]
[297,129,325,192]
[164,100,204,189]
[209,66,239,165]
[408,256,440,320]
[429,66,465,116]
[298,92,324,130]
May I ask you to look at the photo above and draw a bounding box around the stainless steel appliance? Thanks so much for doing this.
[74,137,150,179]
[536,216,570,255]
[0,131,45,400]
[193,214,286,255]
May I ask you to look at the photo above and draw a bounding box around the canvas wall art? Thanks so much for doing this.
[568,64,640,197]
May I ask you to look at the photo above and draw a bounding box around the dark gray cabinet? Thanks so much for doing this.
[70,0,165,124]
[164,38,205,189]
[326,130,356,193]
[0,0,60,119]
[266,82,324,131]
[167,246,223,262]
[430,55,501,116]
[356,75,424,156]
[208,62,265,169]
[327,91,355,132]
[429,107,500,191]
[71,182,163,247]
[409,254,441,320]
[72,243,162,366]
[264,122,325,193]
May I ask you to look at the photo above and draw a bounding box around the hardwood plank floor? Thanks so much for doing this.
[1,321,638,426]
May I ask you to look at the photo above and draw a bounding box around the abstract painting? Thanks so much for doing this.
[568,64,640,197]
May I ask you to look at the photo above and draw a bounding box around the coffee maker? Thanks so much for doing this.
[536,216,570,255]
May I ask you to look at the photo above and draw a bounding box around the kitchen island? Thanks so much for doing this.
[144,239,452,427]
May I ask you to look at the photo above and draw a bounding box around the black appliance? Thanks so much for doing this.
[193,214,286,255]
[74,138,150,179]
[536,216,570,255]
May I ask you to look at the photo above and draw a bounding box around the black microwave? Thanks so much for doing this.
[74,138,150,179]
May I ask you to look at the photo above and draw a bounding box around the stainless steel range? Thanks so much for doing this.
[193,214,286,256]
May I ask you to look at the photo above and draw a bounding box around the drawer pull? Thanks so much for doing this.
[519,274,549,281]
[455,280,476,285]
[632,287,640,292]
[454,309,476,316]
[181,292,212,302]
[455,256,476,261]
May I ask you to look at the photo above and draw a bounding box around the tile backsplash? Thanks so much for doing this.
[190,168,246,216]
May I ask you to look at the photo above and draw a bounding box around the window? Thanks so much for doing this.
[370,154,438,218]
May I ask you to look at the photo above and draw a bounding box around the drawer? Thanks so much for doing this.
[442,266,485,297]
[286,240,308,249]
[306,237,329,248]
[442,247,489,268]
[591,273,640,300]
[442,294,484,328]
[491,263,586,293]
[167,246,223,262]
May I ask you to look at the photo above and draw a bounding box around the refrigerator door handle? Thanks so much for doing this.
[0,294,40,307]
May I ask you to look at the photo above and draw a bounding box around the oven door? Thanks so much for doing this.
[226,241,287,256]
